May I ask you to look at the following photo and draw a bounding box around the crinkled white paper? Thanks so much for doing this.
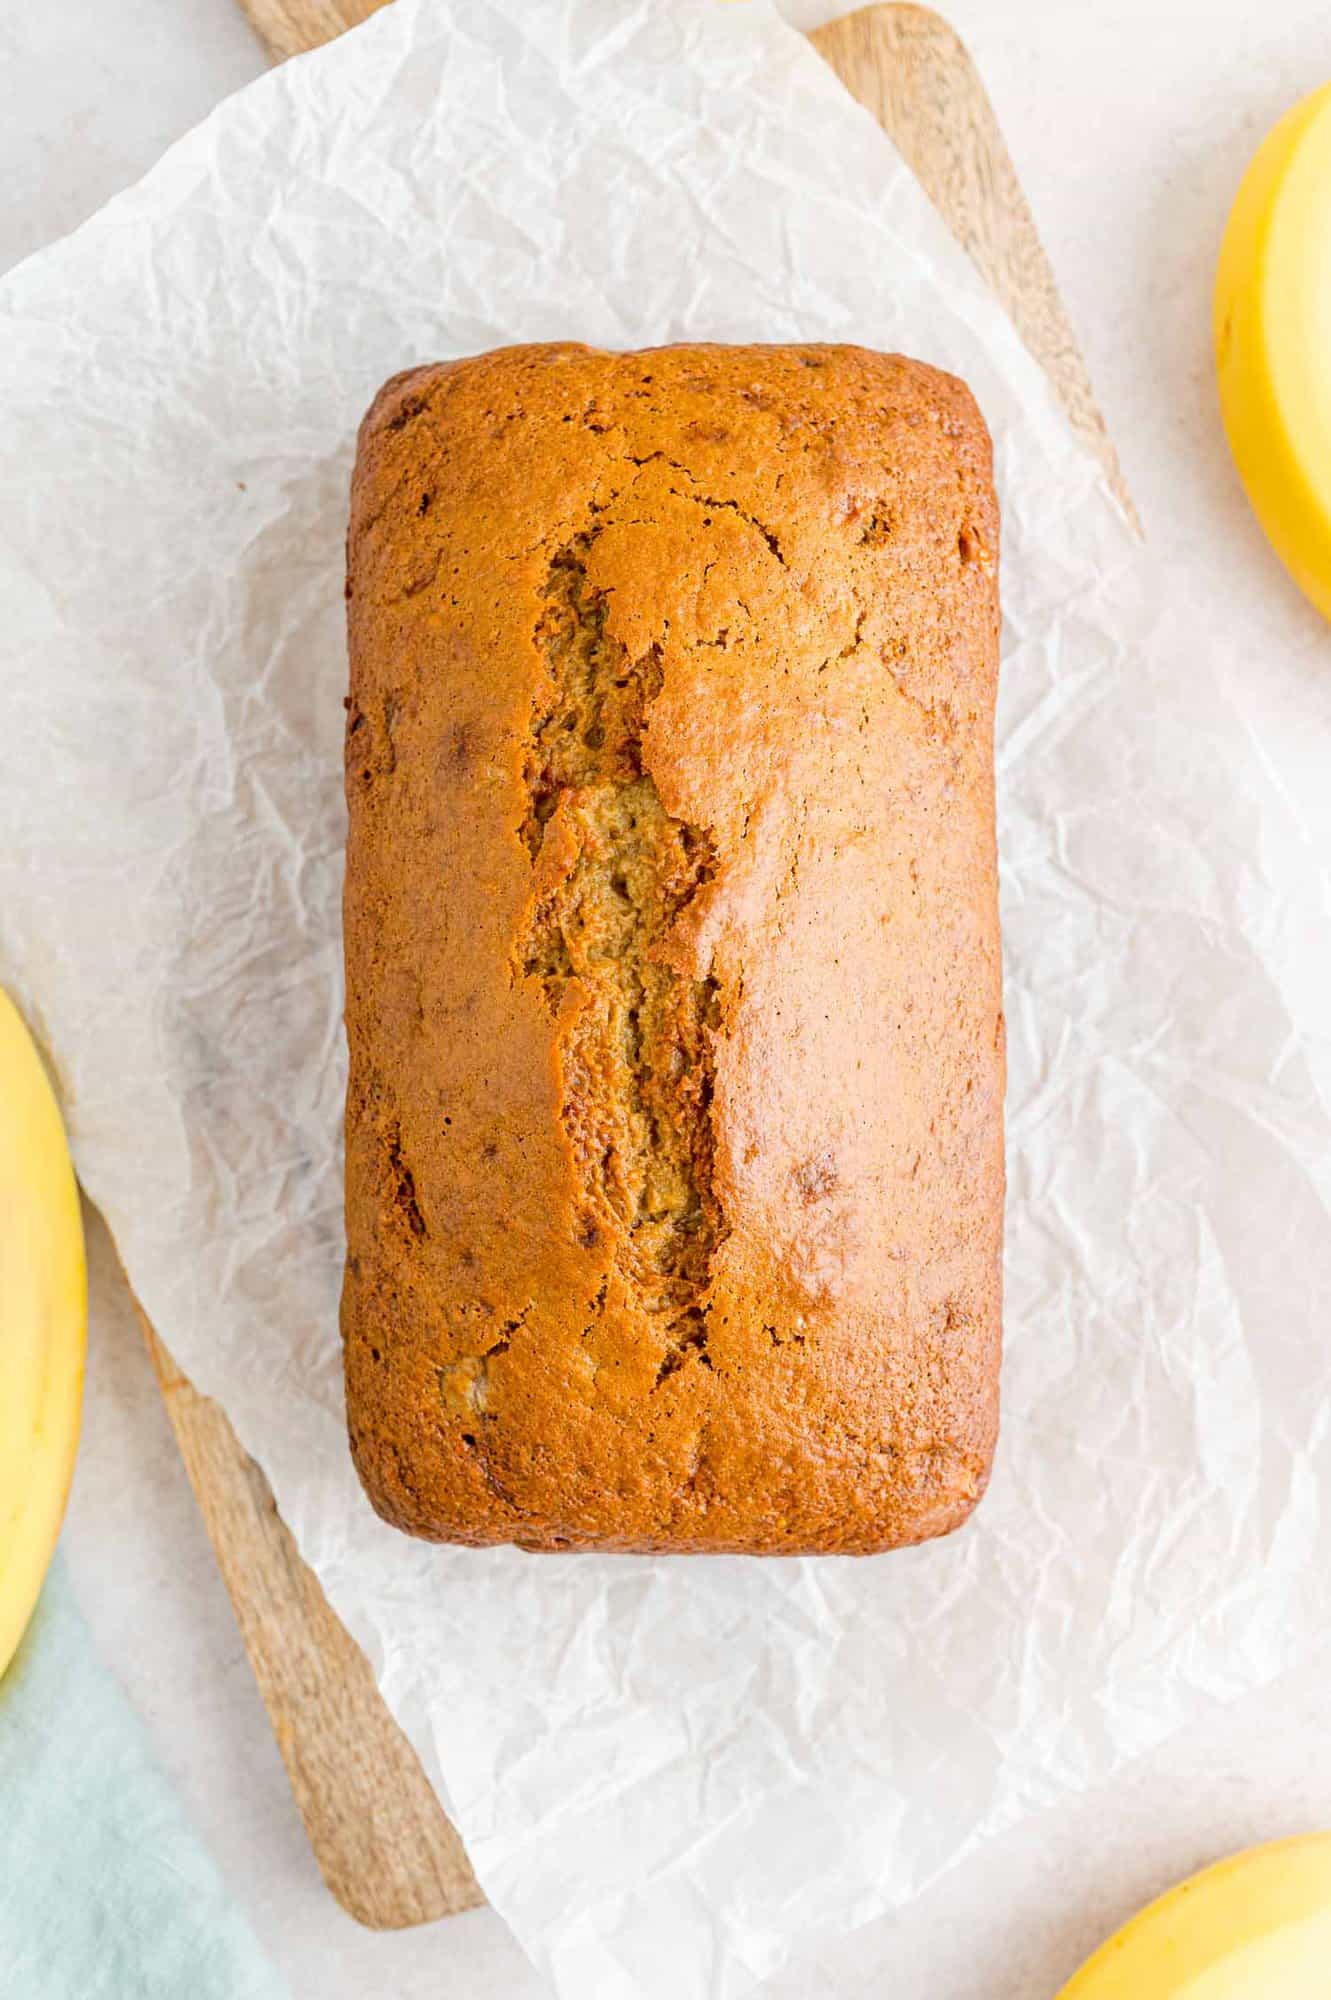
[5,1,1331,1991]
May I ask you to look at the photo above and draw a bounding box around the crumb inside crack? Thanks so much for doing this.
[517,540,726,1368]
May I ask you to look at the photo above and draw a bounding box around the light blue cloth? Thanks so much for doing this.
[0,1556,289,2000]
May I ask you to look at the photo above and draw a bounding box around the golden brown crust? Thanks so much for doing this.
[343,342,1003,1555]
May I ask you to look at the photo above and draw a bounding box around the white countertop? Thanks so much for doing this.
[12,2,1331,1995]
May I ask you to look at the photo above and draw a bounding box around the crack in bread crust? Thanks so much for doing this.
[516,543,725,1352]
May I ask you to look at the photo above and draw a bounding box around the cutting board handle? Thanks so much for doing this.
[137,1302,480,1927]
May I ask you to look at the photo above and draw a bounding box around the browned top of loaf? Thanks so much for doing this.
[343,342,1003,1555]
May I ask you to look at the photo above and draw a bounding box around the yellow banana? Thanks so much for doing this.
[0,989,86,1677]
[1215,80,1331,624]
[1058,1834,1331,1998]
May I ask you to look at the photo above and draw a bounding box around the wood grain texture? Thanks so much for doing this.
[136,1300,482,1927]
[236,0,385,62]
[142,0,1138,1929]
[810,4,1136,523]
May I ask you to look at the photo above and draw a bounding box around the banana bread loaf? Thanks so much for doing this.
[343,341,1003,1555]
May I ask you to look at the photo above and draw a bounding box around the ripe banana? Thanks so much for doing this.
[1215,80,1331,624]
[1058,1834,1331,1998]
[0,989,86,1677]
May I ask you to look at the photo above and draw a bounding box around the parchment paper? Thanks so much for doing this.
[5,1,1331,1991]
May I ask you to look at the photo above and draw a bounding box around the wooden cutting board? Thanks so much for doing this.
[141,0,1132,1931]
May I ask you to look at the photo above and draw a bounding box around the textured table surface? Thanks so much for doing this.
[10,2,1331,1994]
